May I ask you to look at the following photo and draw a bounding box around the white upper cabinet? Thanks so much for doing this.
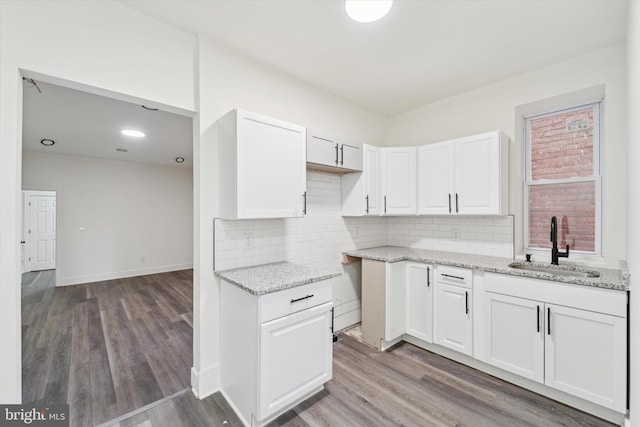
[341,144,380,216]
[307,132,339,167]
[216,109,307,219]
[338,139,364,171]
[418,131,509,216]
[381,147,417,215]
[306,130,363,173]
[417,141,454,215]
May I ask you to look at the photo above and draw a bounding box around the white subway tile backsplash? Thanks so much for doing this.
[214,171,514,273]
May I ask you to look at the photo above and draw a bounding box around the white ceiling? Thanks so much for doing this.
[122,0,628,118]
[22,81,193,167]
[22,1,627,167]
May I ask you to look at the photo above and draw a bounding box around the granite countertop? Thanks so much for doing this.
[343,246,630,292]
[216,261,341,295]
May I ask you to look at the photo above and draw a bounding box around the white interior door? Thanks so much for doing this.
[25,191,57,272]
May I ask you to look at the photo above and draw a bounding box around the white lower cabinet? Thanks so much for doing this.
[433,266,473,356]
[484,273,627,413]
[484,292,545,382]
[259,303,333,419]
[221,278,334,426]
[405,262,433,343]
[544,304,626,411]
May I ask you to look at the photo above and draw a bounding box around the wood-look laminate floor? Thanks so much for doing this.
[110,331,616,427]
[22,269,193,427]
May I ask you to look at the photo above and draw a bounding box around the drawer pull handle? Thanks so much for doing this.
[442,273,465,281]
[290,294,314,304]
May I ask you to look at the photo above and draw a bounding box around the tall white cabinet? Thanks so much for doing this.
[417,130,508,215]
[380,147,417,215]
[216,109,307,219]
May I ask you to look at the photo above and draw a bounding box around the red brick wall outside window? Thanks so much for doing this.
[526,105,599,253]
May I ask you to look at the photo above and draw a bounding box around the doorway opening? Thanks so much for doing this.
[20,74,195,425]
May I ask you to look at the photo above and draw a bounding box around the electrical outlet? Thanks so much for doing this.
[244,233,254,249]
[452,228,460,240]
[141,256,146,263]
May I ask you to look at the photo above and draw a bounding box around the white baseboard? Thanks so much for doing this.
[56,263,193,286]
[334,308,361,332]
[191,364,220,400]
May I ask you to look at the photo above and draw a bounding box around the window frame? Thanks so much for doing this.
[523,100,603,257]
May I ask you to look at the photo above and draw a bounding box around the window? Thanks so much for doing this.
[524,102,601,255]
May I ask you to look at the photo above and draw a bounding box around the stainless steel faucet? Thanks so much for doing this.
[550,216,569,265]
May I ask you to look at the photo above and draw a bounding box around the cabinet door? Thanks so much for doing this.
[363,144,380,215]
[381,147,417,215]
[385,262,406,341]
[406,263,433,343]
[307,132,338,167]
[236,110,306,219]
[259,302,332,420]
[339,142,363,171]
[434,283,472,356]
[454,132,501,215]
[484,293,544,383]
[545,304,626,412]
[417,141,455,215]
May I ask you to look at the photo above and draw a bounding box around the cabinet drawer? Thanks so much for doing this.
[436,265,472,288]
[260,278,334,323]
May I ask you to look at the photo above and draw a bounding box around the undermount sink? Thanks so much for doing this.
[508,262,600,278]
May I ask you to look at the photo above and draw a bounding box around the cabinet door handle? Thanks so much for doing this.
[448,193,452,213]
[455,193,459,213]
[303,191,307,215]
[427,267,430,287]
[365,195,369,214]
[335,144,339,165]
[465,291,469,314]
[442,273,464,281]
[384,195,387,213]
[340,145,344,166]
[547,307,551,335]
[537,305,540,333]
[291,294,314,304]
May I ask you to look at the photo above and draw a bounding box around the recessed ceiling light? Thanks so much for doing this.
[116,148,128,152]
[40,138,55,146]
[175,157,185,163]
[345,0,393,23]
[121,129,145,138]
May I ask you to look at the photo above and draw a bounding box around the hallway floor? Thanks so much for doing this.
[21,269,193,426]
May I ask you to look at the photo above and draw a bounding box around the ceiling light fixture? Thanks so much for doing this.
[175,157,185,163]
[116,148,128,152]
[345,0,393,23]
[121,129,145,138]
[40,138,55,146]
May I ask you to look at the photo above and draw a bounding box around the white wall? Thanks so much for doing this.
[388,45,627,267]
[626,2,639,425]
[0,0,196,403]
[22,151,193,285]
[194,35,388,397]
